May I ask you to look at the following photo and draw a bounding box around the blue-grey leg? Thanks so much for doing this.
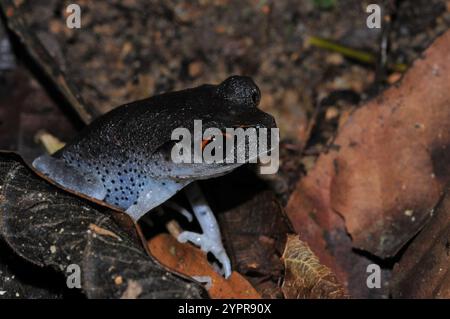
[163,201,193,222]
[178,182,231,278]
[126,179,190,220]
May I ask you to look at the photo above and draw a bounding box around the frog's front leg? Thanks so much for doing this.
[32,154,107,200]
[178,182,231,278]
[125,179,189,220]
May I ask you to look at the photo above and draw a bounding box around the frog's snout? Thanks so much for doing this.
[216,75,261,107]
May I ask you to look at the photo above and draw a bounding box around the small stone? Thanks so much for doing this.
[388,72,402,84]
[325,107,339,121]
[326,53,344,65]
[404,209,414,217]
[114,275,123,285]
[50,245,57,254]
[188,61,203,78]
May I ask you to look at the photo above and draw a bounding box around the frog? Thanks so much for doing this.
[32,75,277,277]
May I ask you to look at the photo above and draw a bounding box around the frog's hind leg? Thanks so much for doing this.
[178,182,231,278]
[163,201,193,222]
[32,154,107,201]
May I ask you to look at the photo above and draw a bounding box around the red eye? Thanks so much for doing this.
[201,133,232,150]
[201,138,213,150]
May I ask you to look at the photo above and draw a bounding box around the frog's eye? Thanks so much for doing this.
[201,133,232,150]
[201,138,213,150]
[216,75,261,108]
[251,88,261,106]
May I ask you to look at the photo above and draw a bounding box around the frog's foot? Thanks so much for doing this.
[178,183,231,278]
[178,231,231,277]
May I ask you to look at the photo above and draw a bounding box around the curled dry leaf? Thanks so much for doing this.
[281,234,346,299]
[0,152,206,299]
[148,233,261,299]
[390,187,450,298]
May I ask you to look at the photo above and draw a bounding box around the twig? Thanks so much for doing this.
[308,36,407,72]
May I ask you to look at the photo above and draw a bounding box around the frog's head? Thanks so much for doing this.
[150,75,278,181]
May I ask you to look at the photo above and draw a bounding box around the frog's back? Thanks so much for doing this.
[35,95,181,209]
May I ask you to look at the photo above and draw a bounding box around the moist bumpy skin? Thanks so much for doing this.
[33,76,276,220]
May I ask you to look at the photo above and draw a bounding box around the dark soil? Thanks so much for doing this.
[12,0,450,142]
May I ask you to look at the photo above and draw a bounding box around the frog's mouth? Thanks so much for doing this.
[200,125,277,164]
[152,105,278,180]
[163,126,277,180]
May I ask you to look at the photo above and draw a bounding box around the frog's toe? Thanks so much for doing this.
[177,231,231,278]
[163,201,193,222]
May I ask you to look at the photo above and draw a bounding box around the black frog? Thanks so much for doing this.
[33,75,277,277]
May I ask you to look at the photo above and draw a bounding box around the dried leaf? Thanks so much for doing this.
[0,0,100,124]
[200,172,292,298]
[0,152,206,299]
[217,191,291,278]
[148,233,261,299]
[286,32,450,296]
[0,239,65,299]
[285,166,390,298]
[390,187,450,298]
[0,66,78,163]
[336,31,450,257]
[282,235,346,299]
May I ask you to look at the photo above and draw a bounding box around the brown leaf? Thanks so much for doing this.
[287,30,450,261]
[286,161,381,297]
[332,31,450,257]
[286,31,450,298]
[390,187,450,298]
[148,233,261,299]
[281,235,346,299]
